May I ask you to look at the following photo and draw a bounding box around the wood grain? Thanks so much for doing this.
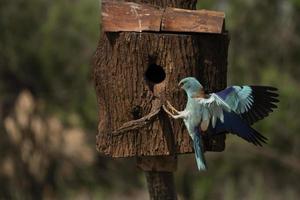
[161,8,225,33]
[102,1,163,32]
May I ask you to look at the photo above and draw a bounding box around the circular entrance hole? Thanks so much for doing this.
[144,64,166,84]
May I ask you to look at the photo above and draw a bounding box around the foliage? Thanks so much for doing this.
[0,0,99,129]
[1,91,95,199]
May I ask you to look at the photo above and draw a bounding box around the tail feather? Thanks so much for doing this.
[193,130,207,171]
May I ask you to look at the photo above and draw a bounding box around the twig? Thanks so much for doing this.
[110,107,161,137]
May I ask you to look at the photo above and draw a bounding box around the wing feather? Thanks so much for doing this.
[215,86,279,124]
[194,94,231,130]
[211,111,268,146]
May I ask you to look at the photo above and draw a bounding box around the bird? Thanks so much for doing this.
[163,77,279,171]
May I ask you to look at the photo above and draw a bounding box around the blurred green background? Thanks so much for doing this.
[1,0,299,199]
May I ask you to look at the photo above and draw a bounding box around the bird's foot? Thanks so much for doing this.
[162,105,176,118]
[166,100,180,115]
[162,101,181,119]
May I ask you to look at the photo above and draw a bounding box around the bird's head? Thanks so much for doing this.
[178,77,203,97]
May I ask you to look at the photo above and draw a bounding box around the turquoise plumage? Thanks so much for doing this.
[163,77,279,171]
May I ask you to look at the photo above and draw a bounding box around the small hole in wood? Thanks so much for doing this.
[145,64,166,84]
[131,105,142,119]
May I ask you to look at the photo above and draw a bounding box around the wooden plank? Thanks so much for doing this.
[102,1,225,34]
[161,8,225,33]
[102,1,163,32]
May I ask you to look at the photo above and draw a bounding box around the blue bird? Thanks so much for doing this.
[163,77,279,171]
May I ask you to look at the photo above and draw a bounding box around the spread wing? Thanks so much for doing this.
[210,111,267,146]
[193,94,268,146]
[194,94,231,131]
[215,86,279,124]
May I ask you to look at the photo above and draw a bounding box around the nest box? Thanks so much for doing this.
[93,1,229,168]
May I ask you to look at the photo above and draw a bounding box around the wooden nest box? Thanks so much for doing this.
[93,0,229,170]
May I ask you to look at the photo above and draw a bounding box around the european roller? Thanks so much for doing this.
[163,77,279,171]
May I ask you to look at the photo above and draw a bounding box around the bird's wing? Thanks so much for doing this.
[194,94,232,131]
[215,86,279,124]
[210,111,268,146]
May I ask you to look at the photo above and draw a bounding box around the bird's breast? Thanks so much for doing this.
[184,103,202,127]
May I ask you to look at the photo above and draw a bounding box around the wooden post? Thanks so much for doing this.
[145,171,176,200]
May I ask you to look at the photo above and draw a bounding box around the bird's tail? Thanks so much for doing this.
[193,130,207,171]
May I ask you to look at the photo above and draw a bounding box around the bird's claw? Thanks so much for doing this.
[162,105,176,118]
[166,100,180,115]
[163,101,182,119]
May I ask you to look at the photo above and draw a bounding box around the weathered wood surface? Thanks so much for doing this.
[102,1,163,32]
[161,8,225,33]
[93,31,229,158]
[102,1,225,34]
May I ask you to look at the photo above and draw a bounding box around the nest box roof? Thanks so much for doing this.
[102,1,225,34]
